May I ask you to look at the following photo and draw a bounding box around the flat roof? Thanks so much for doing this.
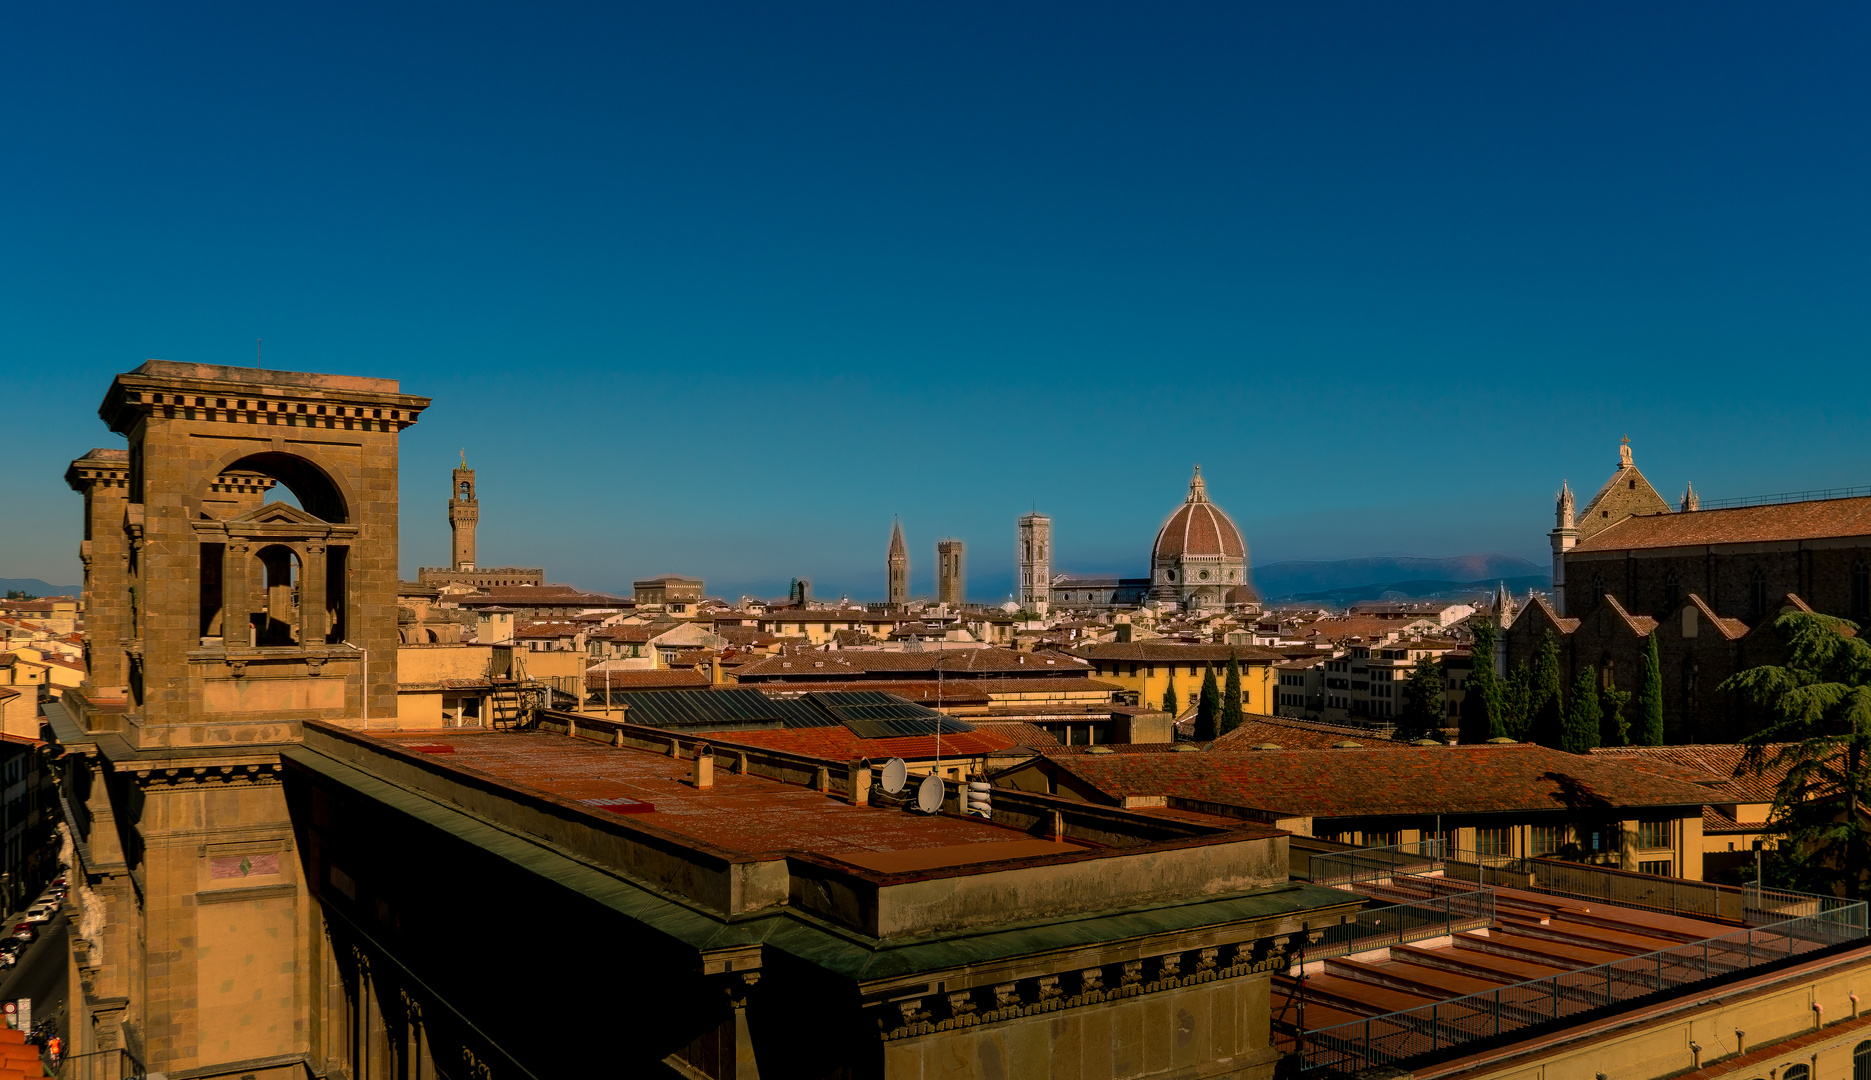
[372,729,1086,867]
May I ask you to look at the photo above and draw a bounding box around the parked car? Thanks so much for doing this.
[22,907,50,925]
[11,923,34,942]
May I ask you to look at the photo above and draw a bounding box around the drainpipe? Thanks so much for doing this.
[1736,1031,1747,1056]
[1690,1042,1703,1070]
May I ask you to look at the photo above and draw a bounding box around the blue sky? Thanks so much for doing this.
[4,2,1869,601]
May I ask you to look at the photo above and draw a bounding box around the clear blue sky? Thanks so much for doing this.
[4,2,1869,602]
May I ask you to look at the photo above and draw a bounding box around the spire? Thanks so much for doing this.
[1557,481,1575,530]
[1680,481,1699,512]
[888,518,906,557]
[1187,464,1208,503]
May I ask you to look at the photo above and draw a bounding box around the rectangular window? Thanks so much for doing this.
[1476,826,1514,857]
[1638,859,1672,877]
[1637,819,1672,850]
[1531,825,1565,856]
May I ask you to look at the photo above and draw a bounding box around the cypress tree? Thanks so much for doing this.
[1638,632,1666,745]
[1397,655,1445,742]
[1194,665,1221,741]
[1528,630,1563,747]
[1599,680,1632,747]
[1162,671,1178,716]
[1562,666,1603,753]
[1220,653,1245,736]
[1460,622,1498,744]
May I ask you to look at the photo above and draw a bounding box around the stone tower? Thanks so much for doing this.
[887,519,909,606]
[450,451,479,571]
[57,360,428,1074]
[1017,511,1051,614]
[1550,480,1578,615]
[937,538,966,606]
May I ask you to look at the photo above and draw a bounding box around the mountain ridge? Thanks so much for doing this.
[1251,554,1543,599]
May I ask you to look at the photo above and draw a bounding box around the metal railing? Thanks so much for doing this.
[1696,485,1871,511]
[1301,885,1494,965]
[46,1047,145,1080]
[1309,840,1445,887]
[1297,901,1870,1075]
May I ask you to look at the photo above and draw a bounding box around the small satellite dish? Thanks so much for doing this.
[916,773,944,814]
[881,758,908,795]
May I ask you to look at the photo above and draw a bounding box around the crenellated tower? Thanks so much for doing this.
[450,451,478,571]
[937,538,965,606]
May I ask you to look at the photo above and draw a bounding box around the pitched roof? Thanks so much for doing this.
[967,721,1062,748]
[1572,495,1871,553]
[734,648,1090,680]
[1038,743,1717,817]
[1073,643,1287,663]
[1589,743,1791,803]
[1208,714,1399,751]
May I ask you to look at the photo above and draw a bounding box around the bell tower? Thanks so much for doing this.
[887,519,910,607]
[450,451,479,571]
[1017,511,1051,615]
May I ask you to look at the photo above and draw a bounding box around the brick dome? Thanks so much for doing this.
[1152,466,1246,562]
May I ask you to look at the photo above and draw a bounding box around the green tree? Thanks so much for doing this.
[1562,666,1603,753]
[1722,611,1871,898]
[1599,680,1632,747]
[1637,632,1665,745]
[1220,653,1245,736]
[1459,622,1500,744]
[1527,630,1564,747]
[1193,665,1222,741]
[1162,671,1179,716]
[1397,656,1445,742]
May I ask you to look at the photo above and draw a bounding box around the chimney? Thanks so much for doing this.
[850,759,871,806]
[693,743,714,790]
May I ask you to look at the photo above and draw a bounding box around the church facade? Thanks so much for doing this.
[1506,439,1871,741]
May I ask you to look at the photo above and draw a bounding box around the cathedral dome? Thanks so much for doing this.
[1152,466,1246,562]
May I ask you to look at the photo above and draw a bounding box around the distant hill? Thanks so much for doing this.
[1280,574,1552,606]
[1251,554,1542,599]
[0,578,81,599]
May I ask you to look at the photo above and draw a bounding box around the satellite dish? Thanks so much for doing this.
[916,772,944,814]
[881,758,908,795]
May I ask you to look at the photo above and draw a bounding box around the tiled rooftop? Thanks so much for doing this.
[1572,495,1871,552]
[1042,743,1719,817]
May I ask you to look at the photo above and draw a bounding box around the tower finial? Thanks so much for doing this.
[1557,481,1576,529]
[1619,435,1633,468]
[1188,464,1208,502]
[1681,481,1698,512]
[460,448,467,469]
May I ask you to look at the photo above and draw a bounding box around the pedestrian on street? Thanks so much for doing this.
[46,1035,60,1066]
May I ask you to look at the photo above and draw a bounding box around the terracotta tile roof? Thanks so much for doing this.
[735,647,1090,681]
[1517,593,1580,634]
[1073,643,1287,663]
[1589,743,1791,803]
[1208,715,1399,751]
[1572,495,1871,553]
[1041,743,1718,817]
[967,721,1061,748]
[1701,806,1746,833]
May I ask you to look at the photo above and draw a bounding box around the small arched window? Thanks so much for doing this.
[1785,1064,1811,1080]
[1591,573,1605,609]
[1662,569,1679,613]
[1852,1039,1871,1080]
